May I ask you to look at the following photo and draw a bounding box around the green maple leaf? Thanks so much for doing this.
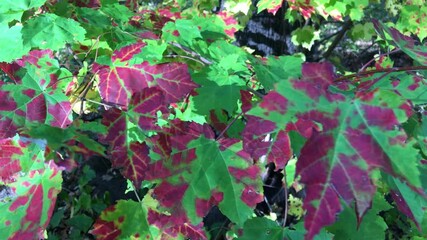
[252,55,303,91]
[291,26,320,50]
[22,13,86,50]
[350,23,375,41]
[0,0,46,23]
[238,218,286,240]
[328,193,392,239]
[192,65,246,115]
[0,25,30,62]
[194,82,244,115]
[163,19,203,46]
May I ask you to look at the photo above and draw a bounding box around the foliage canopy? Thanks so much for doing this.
[1,0,427,239]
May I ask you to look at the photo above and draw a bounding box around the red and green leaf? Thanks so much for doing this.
[249,62,422,239]
[93,43,196,107]
[91,200,151,239]
[0,137,62,239]
[373,20,427,66]
[0,54,72,138]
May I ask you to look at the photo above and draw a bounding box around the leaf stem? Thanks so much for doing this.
[359,48,401,72]
[215,112,243,140]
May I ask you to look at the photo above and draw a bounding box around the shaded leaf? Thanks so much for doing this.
[328,193,392,239]
[388,176,427,231]
[238,217,286,240]
[373,20,427,66]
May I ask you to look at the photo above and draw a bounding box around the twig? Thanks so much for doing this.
[246,87,265,99]
[130,182,142,203]
[317,29,341,45]
[164,54,206,65]
[65,44,84,68]
[359,48,401,72]
[56,75,83,82]
[169,42,213,65]
[75,97,116,108]
[334,65,427,82]
[78,77,96,115]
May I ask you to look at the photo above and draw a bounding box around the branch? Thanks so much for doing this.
[215,112,244,140]
[246,87,265,99]
[323,20,353,60]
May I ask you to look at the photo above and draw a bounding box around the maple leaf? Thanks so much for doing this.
[249,62,422,239]
[327,193,392,239]
[22,13,86,51]
[0,137,62,239]
[147,183,207,239]
[288,0,316,19]
[0,55,72,138]
[239,217,287,239]
[360,71,427,105]
[98,88,169,186]
[373,20,427,66]
[93,43,196,107]
[252,55,303,91]
[192,63,247,115]
[91,200,151,239]
[242,115,292,169]
[0,0,47,24]
[0,25,30,63]
[102,118,262,233]
[0,50,56,84]
[155,133,262,226]
[216,11,240,38]
[23,120,107,163]
[256,0,284,15]
[386,175,427,231]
